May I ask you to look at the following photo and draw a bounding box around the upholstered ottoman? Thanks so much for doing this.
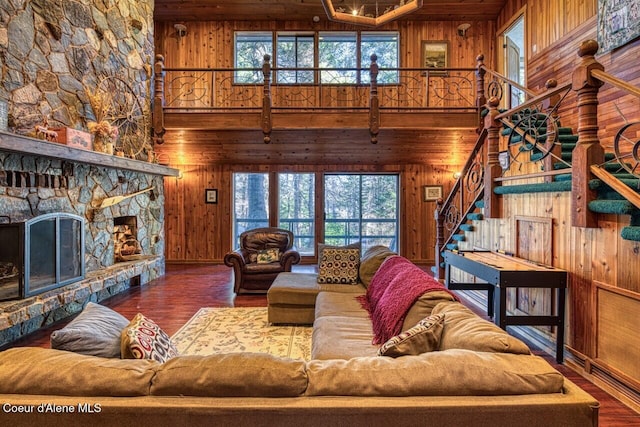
[267,272,365,325]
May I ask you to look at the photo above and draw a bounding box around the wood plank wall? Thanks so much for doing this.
[492,0,640,409]
[163,163,459,265]
[155,19,497,266]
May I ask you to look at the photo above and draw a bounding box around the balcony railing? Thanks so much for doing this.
[153,54,484,143]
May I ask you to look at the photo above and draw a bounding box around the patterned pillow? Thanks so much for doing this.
[377,313,445,357]
[121,313,179,363]
[257,248,280,264]
[317,248,360,284]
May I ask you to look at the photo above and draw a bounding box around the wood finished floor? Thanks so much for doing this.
[6,263,640,426]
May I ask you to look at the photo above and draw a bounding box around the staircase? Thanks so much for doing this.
[498,111,640,242]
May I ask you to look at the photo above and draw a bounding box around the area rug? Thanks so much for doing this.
[171,307,312,360]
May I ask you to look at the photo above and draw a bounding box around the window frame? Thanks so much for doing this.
[233,30,400,85]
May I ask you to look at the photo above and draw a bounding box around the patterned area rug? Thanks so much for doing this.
[171,307,312,360]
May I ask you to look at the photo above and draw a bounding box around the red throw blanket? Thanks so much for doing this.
[358,255,458,344]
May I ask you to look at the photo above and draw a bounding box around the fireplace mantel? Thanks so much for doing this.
[0,131,179,177]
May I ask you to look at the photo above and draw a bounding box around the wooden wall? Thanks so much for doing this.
[155,19,496,70]
[492,0,640,410]
[155,18,496,265]
[163,162,460,265]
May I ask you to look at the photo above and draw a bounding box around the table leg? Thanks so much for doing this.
[494,286,507,329]
[556,288,566,363]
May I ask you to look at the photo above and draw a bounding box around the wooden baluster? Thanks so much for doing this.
[572,40,604,228]
[434,198,445,281]
[262,54,272,144]
[543,79,561,183]
[369,54,380,144]
[153,54,166,145]
[475,54,487,133]
[483,97,502,218]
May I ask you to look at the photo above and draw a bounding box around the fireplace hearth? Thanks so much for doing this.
[0,213,85,301]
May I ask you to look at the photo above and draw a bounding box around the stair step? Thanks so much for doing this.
[446,243,459,251]
[475,200,485,209]
[494,180,572,195]
[452,234,466,242]
[466,213,484,221]
[531,151,573,162]
[554,174,572,182]
[459,224,475,232]
[430,266,438,275]
[621,226,640,242]
[588,200,638,215]
[590,178,640,192]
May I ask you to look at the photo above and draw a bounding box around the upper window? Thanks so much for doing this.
[235,32,272,84]
[276,33,315,84]
[318,32,358,84]
[234,31,399,84]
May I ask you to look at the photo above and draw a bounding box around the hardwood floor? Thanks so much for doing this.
[5,263,640,426]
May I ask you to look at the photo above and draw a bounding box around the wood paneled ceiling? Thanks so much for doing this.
[154,0,508,23]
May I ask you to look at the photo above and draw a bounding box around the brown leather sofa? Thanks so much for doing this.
[224,227,300,294]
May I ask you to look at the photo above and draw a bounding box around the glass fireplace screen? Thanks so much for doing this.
[0,212,85,301]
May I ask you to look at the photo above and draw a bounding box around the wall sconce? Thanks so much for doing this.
[453,171,462,179]
[174,23,187,41]
[457,23,471,39]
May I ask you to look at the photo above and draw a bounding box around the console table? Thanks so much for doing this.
[443,250,567,363]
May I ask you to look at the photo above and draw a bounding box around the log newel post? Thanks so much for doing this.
[543,79,561,183]
[369,54,380,144]
[483,96,502,218]
[571,40,605,227]
[475,54,487,133]
[152,54,166,145]
[262,54,272,144]
[434,198,445,281]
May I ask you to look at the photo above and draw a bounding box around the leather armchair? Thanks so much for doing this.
[224,227,301,294]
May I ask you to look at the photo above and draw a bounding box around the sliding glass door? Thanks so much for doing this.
[324,174,398,252]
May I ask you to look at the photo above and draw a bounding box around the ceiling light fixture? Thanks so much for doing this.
[321,0,423,27]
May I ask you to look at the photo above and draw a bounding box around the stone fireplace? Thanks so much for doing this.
[0,134,178,347]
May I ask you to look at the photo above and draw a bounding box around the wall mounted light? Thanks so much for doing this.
[174,23,187,41]
[453,171,462,179]
[457,23,471,39]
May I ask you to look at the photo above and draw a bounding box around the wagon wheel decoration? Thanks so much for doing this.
[507,112,558,165]
[613,121,640,177]
[96,76,149,160]
[443,204,461,232]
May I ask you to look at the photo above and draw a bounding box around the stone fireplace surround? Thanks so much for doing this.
[0,132,179,347]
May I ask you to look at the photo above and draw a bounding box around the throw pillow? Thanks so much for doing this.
[50,302,130,358]
[317,248,361,284]
[257,248,280,264]
[121,313,179,363]
[317,242,361,268]
[377,313,445,357]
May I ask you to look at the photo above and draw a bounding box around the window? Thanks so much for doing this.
[235,32,272,83]
[361,32,399,84]
[324,174,398,253]
[232,173,269,247]
[318,32,358,84]
[234,31,399,84]
[232,173,315,255]
[278,173,315,255]
[276,34,315,84]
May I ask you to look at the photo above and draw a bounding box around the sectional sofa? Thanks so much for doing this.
[0,247,598,426]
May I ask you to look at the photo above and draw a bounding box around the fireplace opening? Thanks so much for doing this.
[114,216,142,262]
[0,213,85,301]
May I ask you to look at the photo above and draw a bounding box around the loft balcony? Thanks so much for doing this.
[153,55,482,136]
